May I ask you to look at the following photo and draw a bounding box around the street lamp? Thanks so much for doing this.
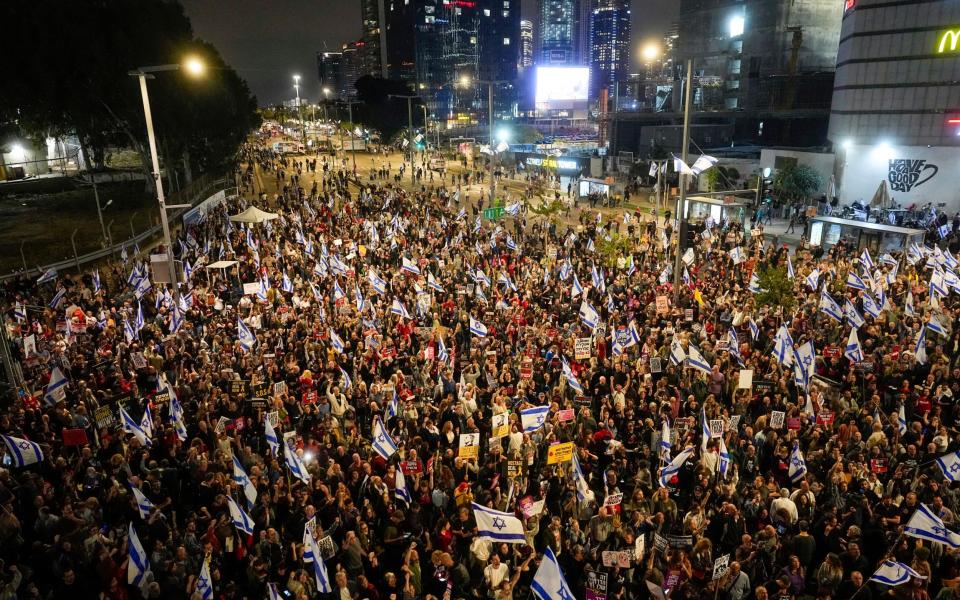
[389,93,419,183]
[468,78,510,204]
[641,42,661,63]
[128,56,205,299]
[293,74,305,146]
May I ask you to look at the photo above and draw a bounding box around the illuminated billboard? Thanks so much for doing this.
[535,66,589,116]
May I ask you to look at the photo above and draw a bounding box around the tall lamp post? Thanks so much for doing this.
[390,93,420,184]
[293,74,305,146]
[337,100,361,173]
[465,77,509,204]
[672,58,694,304]
[129,57,205,300]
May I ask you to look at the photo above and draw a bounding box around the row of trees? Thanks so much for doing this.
[1,0,259,187]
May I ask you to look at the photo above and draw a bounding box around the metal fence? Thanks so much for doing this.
[0,176,232,283]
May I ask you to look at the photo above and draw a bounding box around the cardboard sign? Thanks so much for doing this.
[649,357,662,374]
[507,459,524,478]
[214,416,230,434]
[401,460,423,476]
[458,433,480,459]
[152,390,170,405]
[242,282,262,296]
[230,380,249,395]
[94,406,114,429]
[267,411,280,428]
[62,428,89,447]
[753,380,774,394]
[492,412,510,438]
[601,551,631,568]
[273,381,287,396]
[710,420,724,438]
[653,534,669,551]
[816,411,835,426]
[557,409,575,422]
[547,442,574,464]
[575,338,592,360]
[728,415,742,431]
[603,492,623,507]
[586,571,608,600]
[770,411,785,429]
[712,554,731,581]
[251,381,271,398]
[737,369,753,389]
[317,535,337,560]
[656,295,669,314]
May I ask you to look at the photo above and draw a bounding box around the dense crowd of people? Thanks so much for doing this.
[0,140,959,600]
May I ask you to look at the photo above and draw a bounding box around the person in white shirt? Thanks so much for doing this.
[771,488,799,524]
[484,554,509,597]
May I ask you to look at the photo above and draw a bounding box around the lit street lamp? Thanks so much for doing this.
[128,56,205,299]
[293,74,305,146]
[466,77,510,204]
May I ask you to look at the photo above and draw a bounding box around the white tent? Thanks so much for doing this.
[228,206,279,224]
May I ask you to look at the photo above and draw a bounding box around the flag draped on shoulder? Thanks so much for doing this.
[0,434,44,467]
[472,502,527,543]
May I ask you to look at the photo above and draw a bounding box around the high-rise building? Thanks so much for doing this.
[384,0,416,81]
[538,0,578,65]
[339,41,364,99]
[577,0,594,65]
[590,0,631,101]
[360,0,388,78]
[520,19,534,69]
[828,0,960,212]
[316,51,343,99]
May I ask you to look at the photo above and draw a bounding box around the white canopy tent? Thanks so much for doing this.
[228,206,279,224]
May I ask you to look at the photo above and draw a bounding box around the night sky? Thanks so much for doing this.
[180,0,677,106]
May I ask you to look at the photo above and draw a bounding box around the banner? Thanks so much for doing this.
[575,338,592,360]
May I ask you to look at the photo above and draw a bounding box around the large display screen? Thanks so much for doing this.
[535,66,589,105]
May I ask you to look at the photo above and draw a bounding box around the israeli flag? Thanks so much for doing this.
[786,255,795,280]
[729,246,744,264]
[669,338,687,366]
[130,485,155,519]
[843,299,865,328]
[339,366,352,389]
[860,248,875,271]
[469,316,489,337]
[862,293,881,319]
[402,256,421,276]
[846,271,868,290]
[395,469,412,505]
[44,366,68,405]
[0,434,44,468]
[793,341,816,390]
[521,405,550,433]
[586,238,595,253]
[473,502,527,543]
[931,270,947,297]
[559,260,572,281]
[134,275,152,300]
[936,451,960,482]
[870,561,924,587]
[562,357,584,394]
[898,404,908,434]
[819,291,843,323]
[120,407,152,446]
[660,419,672,463]
[904,504,960,548]
[329,256,348,276]
[700,407,712,453]
[333,280,346,301]
[227,496,255,536]
[571,273,583,298]
[805,268,820,291]
[140,404,154,438]
[329,330,345,353]
[475,268,491,287]
[927,315,947,336]
[124,319,136,344]
[386,298,409,320]
[49,287,67,309]
[686,344,712,375]
[531,547,576,600]
[844,328,864,363]
[387,388,399,420]
[282,273,294,293]
[196,558,214,600]
[579,300,600,330]
[505,202,522,216]
[659,446,695,487]
[773,325,795,365]
[914,326,928,365]
[237,317,257,351]
[428,272,445,293]
[36,267,57,285]
[284,445,312,485]
[134,301,145,333]
[170,306,183,334]
[169,395,188,442]
[233,456,258,510]
[748,272,762,293]
[571,453,592,502]
[264,414,279,457]
[718,437,731,478]
[591,264,603,289]
[506,235,518,251]
[788,443,807,483]
[127,523,151,586]
[13,302,25,321]
[438,336,449,362]
[474,216,482,233]
[306,533,333,593]
[366,270,387,295]
[372,416,398,460]
[747,317,760,341]
[267,583,283,600]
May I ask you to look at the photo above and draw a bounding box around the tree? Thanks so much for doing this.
[754,266,796,313]
[513,124,543,144]
[772,164,822,204]
[596,232,633,267]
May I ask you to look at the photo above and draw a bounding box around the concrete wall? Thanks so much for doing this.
[760,148,835,196]
[838,144,960,213]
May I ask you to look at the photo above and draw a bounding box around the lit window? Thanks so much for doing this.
[728,15,744,38]
[503,10,509,16]
[504,37,510,45]
[484,8,490,16]
[471,36,477,44]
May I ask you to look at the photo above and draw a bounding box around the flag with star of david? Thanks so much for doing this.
[937,451,960,482]
[904,503,960,548]
[532,547,576,600]
[472,502,527,543]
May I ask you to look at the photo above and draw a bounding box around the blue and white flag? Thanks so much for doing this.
[387,388,399,420]
[531,547,576,600]
[660,419,672,464]
[786,255,795,280]
[284,445,311,485]
[267,583,283,600]
[846,271,868,290]
[227,495,255,536]
[196,558,214,600]
[339,366,352,389]
[669,338,687,366]
[819,291,843,323]
[862,294,881,319]
[904,504,960,548]
[131,486,155,519]
[264,415,279,457]
[367,270,388,295]
[473,502,527,543]
[700,407,712,453]
[237,318,257,351]
[870,561,924,587]
[559,260,572,281]
[748,272,762,293]
[307,533,333,593]
[13,302,25,322]
[44,366,68,405]
[127,523,151,586]
[686,344,712,375]
[747,317,759,341]
[927,315,947,336]
[860,248,875,271]
[0,434,44,467]
[843,299,865,329]
[659,446,695,487]
[579,300,600,329]
[428,272,445,293]
[120,407,152,446]
[844,328,864,363]
[36,267,57,285]
[571,452,592,502]
[718,437,731,478]
[402,257,421,276]
[332,280,346,302]
[773,325,795,365]
[469,316,488,337]
[571,273,583,298]
[282,273,294,294]
[49,287,66,309]
[140,404,154,439]
[805,268,820,291]
[793,341,816,390]
[898,404,908,434]
[437,336,449,363]
[169,395,188,442]
[474,268,491,287]
[521,405,550,433]
[788,443,807,483]
[232,456,258,510]
[371,416,398,460]
[329,330,345,353]
[936,451,960,482]
[914,326,928,365]
[394,469,412,504]
[389,298,411,320]
[562,357,584,394]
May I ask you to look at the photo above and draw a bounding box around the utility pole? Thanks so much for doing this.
[341,100,361,173]
[293,75,305,147]
[475,79,509,205]
[672,59,694,304]
[390,94,419,184]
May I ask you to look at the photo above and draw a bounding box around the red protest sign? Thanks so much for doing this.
[62,428,89,447]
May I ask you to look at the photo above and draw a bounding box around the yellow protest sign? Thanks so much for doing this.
[547,442,574,465]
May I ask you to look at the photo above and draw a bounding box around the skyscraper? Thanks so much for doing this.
[590,0,631,101]
[538,0,578,65]
[520,20,534,69]
[360,0,388,78]
[577,0,595,65]
[316,51,343,99]
[384,0,416,81]
[339,41,363,99]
